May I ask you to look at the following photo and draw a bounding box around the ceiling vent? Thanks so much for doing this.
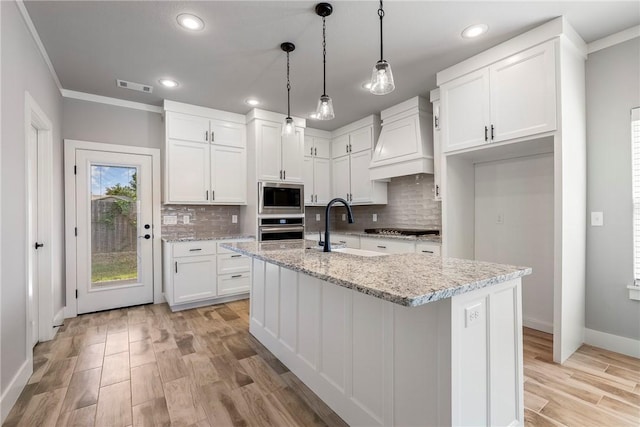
[116,79,153,94]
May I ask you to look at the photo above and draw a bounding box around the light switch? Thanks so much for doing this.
[496,213,504,224]
[591,211,603,226]
[341,214,346,221]
[232,215,238,224]
[315,214,321,221]
[183,215,190,224]
[373,213,378,222]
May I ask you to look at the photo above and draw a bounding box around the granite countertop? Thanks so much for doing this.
[314,230,442,243]
[162,234,255,243]
[222,240,531,307]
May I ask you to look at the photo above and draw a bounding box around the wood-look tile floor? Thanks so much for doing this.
[4,302,639,427]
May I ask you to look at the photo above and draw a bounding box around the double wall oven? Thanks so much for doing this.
[258,182,305,241]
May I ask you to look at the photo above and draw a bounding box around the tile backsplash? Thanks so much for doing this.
[161,205,241,238]
[305,174,441,232]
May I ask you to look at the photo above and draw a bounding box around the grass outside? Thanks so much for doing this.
[92,251,137,283]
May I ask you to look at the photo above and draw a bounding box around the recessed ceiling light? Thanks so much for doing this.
[177,13,205,31]
[245,98,260,106]
[159,79,179,88]
[461,24,488,39]
[362,81,372,90]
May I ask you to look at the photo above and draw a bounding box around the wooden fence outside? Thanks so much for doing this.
[91,198,137,253]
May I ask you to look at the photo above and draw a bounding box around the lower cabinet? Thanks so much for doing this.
[360,237,416,254]
[163,238,252,311]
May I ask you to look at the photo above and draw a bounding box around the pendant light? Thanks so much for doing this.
[315,3,334,120]
[281,42,296,136]
[369,0,395,95]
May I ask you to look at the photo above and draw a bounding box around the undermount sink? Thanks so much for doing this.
[332,247,389,257]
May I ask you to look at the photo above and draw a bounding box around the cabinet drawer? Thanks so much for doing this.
[172,241,217,257]
[331,234,361,249]
[217,253,251,275]
[218,272,251,296]
[360,237,415,254]
[416,242,441,256]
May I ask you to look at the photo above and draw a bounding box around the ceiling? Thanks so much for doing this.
[24,1,640,131]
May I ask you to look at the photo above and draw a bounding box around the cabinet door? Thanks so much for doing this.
[281,129,304,182]
[490,41,556,142]
[350,126,373,153]
[332,155,351,200]
[361,238,415,254]
[303,156,315,205]
[304,135,315,158]
[314,137,331,159]
[314,157,331,205]
[209,120,246,148]
[173,256,217,304]
[167,112,210,143]
[416,242,441,256]
[256,121,282,181]
[349,150,373,204]
[218,272,251,296]
[332,134,350,157]
[441,68,490,152]
[167,140,209,203]
[433,100,442,201]
[210,145,246,204]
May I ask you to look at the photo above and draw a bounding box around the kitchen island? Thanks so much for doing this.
[223,240,532,427]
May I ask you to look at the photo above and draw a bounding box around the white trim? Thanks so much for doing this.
[53,308,65,328]
[164,99,246,124]
[587,25,640,54]
[64,140,162,318]
[584,328,640,359]
[0,360,32,423]
[61,89,162,114]
[523,317,554,335]
[0,2,3,420]
[15,0,62,91]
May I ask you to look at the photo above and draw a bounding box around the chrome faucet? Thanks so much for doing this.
[324,197,354,252]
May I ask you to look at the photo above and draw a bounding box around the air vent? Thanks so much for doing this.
[116,79,153,94]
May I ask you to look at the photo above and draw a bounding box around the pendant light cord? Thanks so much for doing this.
[378,0,384,61]
[322,16,327,96]
[286,50,291,117]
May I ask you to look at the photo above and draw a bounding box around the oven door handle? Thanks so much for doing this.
[259,226,305,233]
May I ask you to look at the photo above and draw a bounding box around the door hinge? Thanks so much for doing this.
[75,290,78,299]
[74,165,77,175]
[74,227,78,236]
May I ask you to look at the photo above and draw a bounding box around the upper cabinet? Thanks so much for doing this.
[440,40,556,153]
[164,101,247,204]
[430,89,442,201]
[331,115,387,205]
[304,130,332,206]
[369,96,434,180]
[253,118,304,183]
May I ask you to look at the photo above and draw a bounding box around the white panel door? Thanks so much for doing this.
[256,121,282,181]
[281,129,304,182]
[332,134,350,158]
[173,256,217,304]
[209,120,246,148]
[303,156,314,205]
[304,135,315,158]
[167,140,209,203]
[349,126,373,153]
[314,137,331,159]
[75,150,154,313]
[490,41,557,142]
[167,112,210,143]
[314,158,332,205]
[210,145,246,204]
[350,150,373,204]
[441,68,490,152]
[332,155,350,201]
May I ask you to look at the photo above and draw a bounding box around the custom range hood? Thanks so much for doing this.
[369,96,434,180]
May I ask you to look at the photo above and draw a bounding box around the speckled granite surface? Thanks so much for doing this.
[222,240,531,307]
[314,231,442,243]
[162,234,254,242]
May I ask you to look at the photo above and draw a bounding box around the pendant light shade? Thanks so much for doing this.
[315,3,334,120]
[369,0,395,95]
[281,42,296,136]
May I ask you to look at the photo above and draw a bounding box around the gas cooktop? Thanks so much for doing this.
[364,228,440,236]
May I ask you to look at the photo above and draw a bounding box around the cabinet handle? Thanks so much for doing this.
[231,274,242,278]
[279,170,282,180]
[231,254,242,258]
[175,262,178,273]
[491,124,495,141]
[212,190,215,201]
[315,147,317,156]
[189,248,202,252]
[484,126,488,142]
[211,131,214,142]
[346,144,349,154]
[311,147,314,156]
[377,245,387,249]
[435,185,440,197]
[283,170,286,180]
[205,131,208,141]
[349,143,352,152]
[315,195,318,203]
[421,250,434,254]
[434,116,439,129]
[206,190,209,200]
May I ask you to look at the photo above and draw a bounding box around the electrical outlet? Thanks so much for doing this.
[315,214,321,221]
[496,213,504,224]
[591,211,603,226]
[465,303,483,328]
[163,215,177,225]
[183,215,190,224]
[373,213,378,222]
[232,215,238,224]
[341,214,346,221]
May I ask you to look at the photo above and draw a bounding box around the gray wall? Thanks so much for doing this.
[585,37,640,340]
[1,0,63,397]
[63,98,163,148]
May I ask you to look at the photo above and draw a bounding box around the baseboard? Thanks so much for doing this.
[584,328,640,359]
[523,317,553,334]
[1,359,32,424]
[167,293,249,312]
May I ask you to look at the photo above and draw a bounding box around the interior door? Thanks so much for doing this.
[75,150,154,313]
[28,125,40,346]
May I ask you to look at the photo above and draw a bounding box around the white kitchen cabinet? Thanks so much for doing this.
[441,40,556,153]
[304,132,332,206]
[164,101,247,204]
[163,238,253,311]
[331,233,361,249]
[430,92,442,201]
[255,119,304,182]
[360,237,415,254]
[281,129,304,182]
[416,242,441,256]
[330,116,387,205]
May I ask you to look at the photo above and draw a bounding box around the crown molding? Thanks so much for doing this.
[588,25,640,54]
[61,89,163,114]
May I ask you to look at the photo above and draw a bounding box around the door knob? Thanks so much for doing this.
[144,224,151,229]
[139,234,151,239]
[34,242,44,250]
